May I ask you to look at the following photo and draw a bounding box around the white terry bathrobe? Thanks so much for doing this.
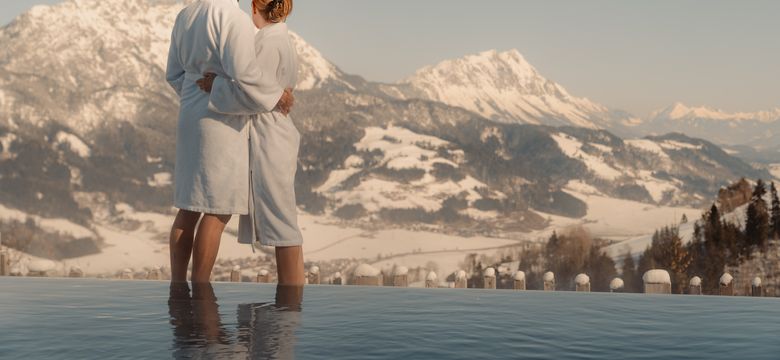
[165,0,283,215]
[209,22,303,247]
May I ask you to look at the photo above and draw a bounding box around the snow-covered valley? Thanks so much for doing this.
[0,0,771,281]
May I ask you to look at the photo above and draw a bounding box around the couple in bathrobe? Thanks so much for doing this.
[165,0,303,285]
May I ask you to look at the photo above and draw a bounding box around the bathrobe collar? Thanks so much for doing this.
[257,22,288,40]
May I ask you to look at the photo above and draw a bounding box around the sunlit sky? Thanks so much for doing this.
[3,0,779,116]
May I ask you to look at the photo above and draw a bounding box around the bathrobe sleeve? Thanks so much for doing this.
[165,18,185,97]
[207,7,283,115]
[208,41,282,115]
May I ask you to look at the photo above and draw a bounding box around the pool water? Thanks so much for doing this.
[1,278,779,359]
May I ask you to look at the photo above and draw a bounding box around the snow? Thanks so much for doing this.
[354,263,380,277]
[400,49,611,129]
[575,273,590,285]
[589,143,613,153]
[27,259,56,273]
[289,31,347,90]
[355,125,450,171]
[6,208,507,279]
[484,267,496,278]
[452,270,466,280]
[426,271,438,281]
[565,182,700,244]
[305,217,517,270]
[551,133,623,180]
[55,131,91,158]
[768,164,780,180]
[146,156,162,164]
[634,172,680,203]
[642,270,671,285]
[609,278,624,290]
[514,271,526,281]
[9,265,22,275]
[62,207,255,274]
[148,172,172,188]
[659,140,702,151]
[0,204,97,239]
[0,132,17,159]
[625,139,670,159]
[657,102,780,123]
[394,266,409,276]
[320,126,497,213]
[690,276,702,287]
[752,277,762,287]
[543,271,555,282]
[315,168,361,193]
[309,266,320,275]
[719,273,733,285]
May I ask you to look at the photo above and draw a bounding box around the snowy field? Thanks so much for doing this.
[1,186,707,277]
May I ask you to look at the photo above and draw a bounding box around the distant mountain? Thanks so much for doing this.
[642,103,780,149]
[0,0,770,258]
[390,49,641,135]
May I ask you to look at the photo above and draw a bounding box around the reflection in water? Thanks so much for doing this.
[237,285,304,359]
[168,283,303,359]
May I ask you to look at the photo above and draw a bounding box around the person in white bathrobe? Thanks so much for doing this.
[198,0,305,285]
[165,0,295,284]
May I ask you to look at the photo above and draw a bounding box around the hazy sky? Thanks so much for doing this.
[3,0,779,116]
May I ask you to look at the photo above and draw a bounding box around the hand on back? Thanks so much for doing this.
[197,74,294,115]
[196,73,216,93]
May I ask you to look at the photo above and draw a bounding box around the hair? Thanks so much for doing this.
[252,0,293,23]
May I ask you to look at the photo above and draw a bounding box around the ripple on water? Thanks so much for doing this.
[0,278,779,359]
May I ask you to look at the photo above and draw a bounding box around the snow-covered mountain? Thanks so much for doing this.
[642,103,780,148]
[393,49,640,133]
[0,0,770,270]
[0,0,180,135]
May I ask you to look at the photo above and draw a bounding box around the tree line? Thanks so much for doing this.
[622,179,780,294]
[471,178,780,294]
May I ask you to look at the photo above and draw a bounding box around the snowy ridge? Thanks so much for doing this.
[653,103,780,123]
[399,49,625,129]
[642,102,780,147]
[317,125,505,216]
[0,0,347,135]
[289,31,350,91]
[0,0,181,134]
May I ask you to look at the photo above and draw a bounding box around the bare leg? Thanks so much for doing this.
[191,213,232,283]
[170,210,201,283]
[276,246,304,286]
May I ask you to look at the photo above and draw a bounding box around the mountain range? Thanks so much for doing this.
[0,0,774,262]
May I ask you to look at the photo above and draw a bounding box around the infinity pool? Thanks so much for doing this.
[1,277,779,359]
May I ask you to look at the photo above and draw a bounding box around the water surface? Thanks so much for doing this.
[1,278,779,359]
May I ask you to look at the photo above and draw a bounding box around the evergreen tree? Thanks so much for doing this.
[665,228,691,294]
[621,251,638,293]
[585,246,617,292]
[771,182,780,240]
[636,245,655,290]
[686,222,706,290]
[681,213,688,224]
[707,204,721,247]
[745,179,770,255]
[643,226,691,293]
[702,205,729,293]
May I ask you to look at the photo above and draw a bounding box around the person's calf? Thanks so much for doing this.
[276,245,304,286]
[170,210,201,283]
[191,213,231,283]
